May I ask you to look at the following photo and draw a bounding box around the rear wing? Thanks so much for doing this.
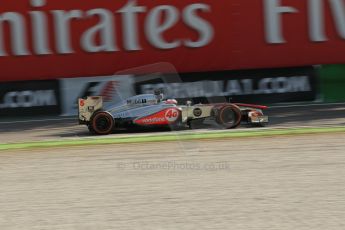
[78,96,103,124]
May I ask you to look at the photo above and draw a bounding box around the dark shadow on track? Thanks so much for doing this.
[37,124,219,139]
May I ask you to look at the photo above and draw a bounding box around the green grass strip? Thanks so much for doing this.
[1,127,345,151]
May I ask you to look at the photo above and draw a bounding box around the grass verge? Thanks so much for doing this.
[1,127,345,151]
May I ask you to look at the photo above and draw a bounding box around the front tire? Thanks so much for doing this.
[90,111,114,135]
[214,105,242,129]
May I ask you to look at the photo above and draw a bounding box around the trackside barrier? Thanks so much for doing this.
[319,65,345,102]
[0,67,320,117]
[135,67,318,105]
[0,80,61,117]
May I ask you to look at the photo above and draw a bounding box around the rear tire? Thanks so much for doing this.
[90,111,114,135]
[214,105,242,129]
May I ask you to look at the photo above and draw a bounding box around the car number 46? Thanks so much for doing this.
[165,108,179,122]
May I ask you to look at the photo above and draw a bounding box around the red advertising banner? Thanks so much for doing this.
[0,0,345,81]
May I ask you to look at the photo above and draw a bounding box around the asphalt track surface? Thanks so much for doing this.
[0,103,345,229]
[0,103,345,143]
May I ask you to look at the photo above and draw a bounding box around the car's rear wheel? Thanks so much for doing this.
[214,105,242,129]
[90,111,114,135]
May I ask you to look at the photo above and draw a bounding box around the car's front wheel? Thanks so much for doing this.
[214,105,242,129]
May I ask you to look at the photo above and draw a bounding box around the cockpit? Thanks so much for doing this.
[125,89,172,106]
[126,94,158,105]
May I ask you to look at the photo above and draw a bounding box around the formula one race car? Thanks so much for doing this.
[78,91,269,135]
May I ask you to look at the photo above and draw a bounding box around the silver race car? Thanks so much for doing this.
[78,91,269,135]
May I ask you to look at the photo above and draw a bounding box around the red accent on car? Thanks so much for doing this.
[134,108,180,126]
[234,103,268,110]
[248,110,263,117]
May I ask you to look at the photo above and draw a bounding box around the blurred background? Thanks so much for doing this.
[1,0,345,117]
